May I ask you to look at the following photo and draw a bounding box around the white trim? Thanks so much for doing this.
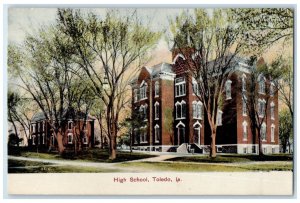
[140,80,146,87]
[193,121,202,127]
[176,121,185,128]
[172,53,186,64]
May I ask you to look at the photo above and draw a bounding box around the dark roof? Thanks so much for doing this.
[150,62,174,76]
[31,110,94,122]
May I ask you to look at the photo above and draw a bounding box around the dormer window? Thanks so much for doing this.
[225,80,232,100]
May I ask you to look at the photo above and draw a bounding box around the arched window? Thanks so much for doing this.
[193,101,203,119]
[155,81,159,97]
[225,80,232,100]
[42,133,45,144]
[217,110,223,126]
[154,102,159,120]
[83,134,88,144]
[193,82,199,95]
[172,53,186,64]
[67,133,73,144]
[258,74,265,94]
[243,96,247,116]
[270,102,275,120]
[261,122,267,141]
[258,99,266,117]
[154,124,160,143]
[271,124,275,142]
[32,135,36,145]
[242,121,248,141]
[140,81,148,99]
[68,120,73,130]
[175,101,186,119]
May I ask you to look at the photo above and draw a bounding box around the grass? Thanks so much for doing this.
[166,154,293,163]
[119,161,293,172]
[8,159,120,173]
[10,148,156,163]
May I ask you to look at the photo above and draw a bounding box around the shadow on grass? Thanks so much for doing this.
[166,154,293,163]
[8,146,156,163]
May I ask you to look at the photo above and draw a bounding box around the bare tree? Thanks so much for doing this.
[169,9,244,157]
[56,9,161,160]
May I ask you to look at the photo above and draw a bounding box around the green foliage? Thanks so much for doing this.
[279,109,293,152]
[229,8,293,53]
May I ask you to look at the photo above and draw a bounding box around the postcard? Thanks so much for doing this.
[6,6,294,196]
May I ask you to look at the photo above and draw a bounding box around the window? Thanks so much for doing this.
[217,110,223,126]
[175,100,186,119]
[261,122,266,141]
[243,121,248,141]
[37,123,39,133]
[175,77,186,97]
[154,125,160,143]
[67,133,73,144]
[225,80,232,100]
[32,135,36,145]
[271,124,275,142]
[243,147,247,154]
[32,124,36,133]
[51,135,55,146]
[134,89,138,102]
[140,81,148,100]
[270,82,275,96]
[242,75,246,91]
[140,127,147,143]
[154,102,159,120]
[243,97,247,116]
[258,99,266,117]
[42,122,45,132]
[270,102,275,120]
[139,105,147,120]
[42,133,45,144]
[38,134,40,145]
[83,135,88,144]
[133,129,138,144]
[68,120,73,130]
[192,82,200,95]
[192,101,203,119]
[258,74,265,94]
[155,81,159,97]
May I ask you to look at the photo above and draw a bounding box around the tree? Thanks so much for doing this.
[169,9,244,157]
[230,8,293,53]
[8,26,95,154]
[279,109,293,153]
[7,89,34,145]
[56,9,161,160]
[241,57,282,155]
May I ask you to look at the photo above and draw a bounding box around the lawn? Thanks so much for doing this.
[9,148,156,163]
[8,159,120,173]
[119,161,293,172]
[166,154,293,163]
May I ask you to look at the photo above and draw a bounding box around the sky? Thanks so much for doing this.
[8,8,194,65]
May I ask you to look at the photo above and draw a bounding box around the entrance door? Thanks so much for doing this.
[194,127,200,145]
[178,127,185,145]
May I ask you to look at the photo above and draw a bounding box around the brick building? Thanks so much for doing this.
[28,111,95,151]
[130,51,279,154]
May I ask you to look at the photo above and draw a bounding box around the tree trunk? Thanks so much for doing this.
[210,128,217,158]
[258,136,263,156]
[56,131,65,154]
[109,134,117,160]
[282,142,287,154]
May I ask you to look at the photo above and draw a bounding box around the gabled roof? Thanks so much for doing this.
[150,62,174,76]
